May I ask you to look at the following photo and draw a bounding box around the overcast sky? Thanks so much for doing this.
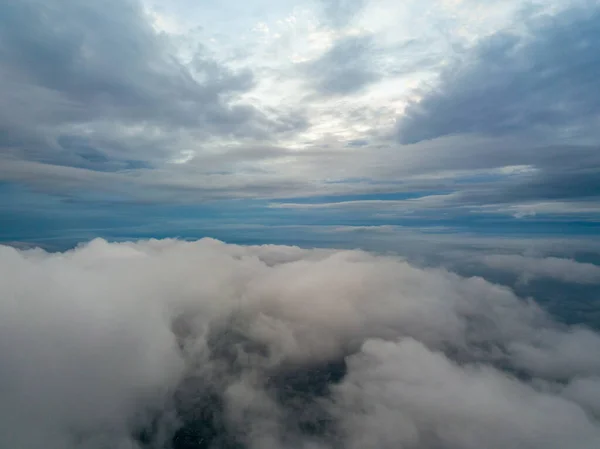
[1,0,599,248]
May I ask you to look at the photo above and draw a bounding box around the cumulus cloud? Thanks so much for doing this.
[481,254,600,284]
[335,338,600,449]
[1,238,600,448]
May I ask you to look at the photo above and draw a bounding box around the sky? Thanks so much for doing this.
[2,2,600,447]
[1,0,599,251]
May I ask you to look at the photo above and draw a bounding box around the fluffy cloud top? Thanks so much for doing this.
[1,238,599,449]
[481,253,600,284]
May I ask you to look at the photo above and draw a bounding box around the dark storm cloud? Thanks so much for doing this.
[397,5,600,144]
[305,35,380,96]
[0,0,300,172]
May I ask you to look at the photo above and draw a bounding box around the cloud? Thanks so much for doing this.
[1,238,600,448]
[397,4,600,144]
[335,338,600,449]
[320,0,365,28]
[304,34,381,95]
[1,0,598,224]
[0,0,300,173]
[481,254,600,284]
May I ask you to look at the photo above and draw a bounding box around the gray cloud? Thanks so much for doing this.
[481,254,600,284]
[355,138,600,213]
[397,5,600,144]
[496,164,600,206]
[0,0,249,127]
[440,155,600,213]
[0,0,304,173]
[320,0,365,28]
[305,35,381,96]
[1,238,600,448]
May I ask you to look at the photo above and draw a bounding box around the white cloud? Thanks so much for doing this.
[481,254,600,284]
[335,338,600,449]
[1,238,599,448]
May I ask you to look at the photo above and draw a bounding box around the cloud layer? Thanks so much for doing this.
[397,3,600,144]
[1,238,599,449]
[0,0,598,243]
